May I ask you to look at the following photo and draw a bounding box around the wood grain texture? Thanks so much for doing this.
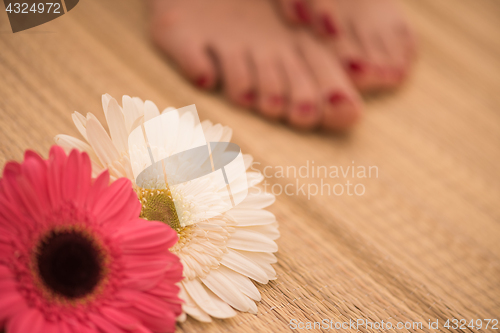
[0,0,499,332]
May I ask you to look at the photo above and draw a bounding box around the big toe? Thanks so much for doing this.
[150,13,218,89]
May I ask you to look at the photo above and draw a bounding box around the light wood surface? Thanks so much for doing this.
[1,0,499,332]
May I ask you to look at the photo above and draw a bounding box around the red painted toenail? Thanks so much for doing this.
[269,95,284,105]
[194,76,209,88]
[298,102,315,115]
[294,1,311,24]
[328,92,347,104]
[321,14,338,36]
[242,90,256,104]
[347,60,365,73]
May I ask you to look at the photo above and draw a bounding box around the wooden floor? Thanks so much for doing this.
[1,0,499,332]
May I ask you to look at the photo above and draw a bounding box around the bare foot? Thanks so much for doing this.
[274,0,417,92]
[148,0,362,130]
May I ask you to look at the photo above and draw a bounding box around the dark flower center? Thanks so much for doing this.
[35,228,105,299]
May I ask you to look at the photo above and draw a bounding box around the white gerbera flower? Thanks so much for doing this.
[55,94,279,322]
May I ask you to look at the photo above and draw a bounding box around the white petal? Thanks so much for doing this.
[72,111,88,140]
[201,120,213,133]
[220,126,233,142]
[144,100,160,122]
[246,172,264,187]
[227,230,278,253]
[241,222,280,240]
[179,285,211,322]
[236,251,278,280]
[161,106,177,114]
[130,115,144,132]
[203,123,223,142]
[105,98,128,154]
[220,250,268,284]
[236,250,278,265]
[261,264,277,280]
[226,209,276,226]
[217,266,261,301]
[237,191,275,209]
[182,279,236,319]
[101,93,113,115]
[201,269,250,312]
[54,134,102,166]
[176,312,187,322]
[86,115,120,166]
[132,97,145,113]
[174,112,195,153]
[246,296,258,314]
[243,154,253,170]
[122,95,143,131]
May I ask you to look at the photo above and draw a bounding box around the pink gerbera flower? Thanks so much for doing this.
[0,146,183,333]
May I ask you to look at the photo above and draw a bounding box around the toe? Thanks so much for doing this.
[217,47,256,107]
[299,32,363,130]
[151,25,217,89]
[253,52,287,119]
[379,30,409,87]
[398,23,418,70]
[322,92,363,130]
[308,0,341,37]
[281,52,321,130]
[333,21,379,92]
[275,0,313,25]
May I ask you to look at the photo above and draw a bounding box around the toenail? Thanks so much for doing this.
[298,102,315,116]
[194,76,209,88]
[242,90,256,104]
[321,14,338,36]
[269,95,284,106]
[294,1,311,24]
[328,92,347,104]
[347,60,365,73]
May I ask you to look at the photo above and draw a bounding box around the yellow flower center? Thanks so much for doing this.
[136,187,181,231]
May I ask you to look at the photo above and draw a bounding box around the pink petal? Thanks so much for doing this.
[0,176,39,231]
[6,308,45,333]
[2,161,21,179]
[76,151,92,205]
[116,290,170,318]
[117,220,177,253]
[0,291,28,326]
[122,260,169,290]
[0,265,13,279]
[0,199,24,234]
[147,280,182,301]
[61,149,81,204]
[60,320,85,333]
[92,178,137,225]
[100,307,146,332]
[47,146,67,210]
[20,152,49,216]
[123,307,177,333]
[159,254,183,283]
[34,320,68,333]
[87,313,122,333]
[61,150,92,207]
[0,280,18,293]
[16,175,45,223]
[102,191,140,227]
[24,149,42,161]
[85,170,109,210]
